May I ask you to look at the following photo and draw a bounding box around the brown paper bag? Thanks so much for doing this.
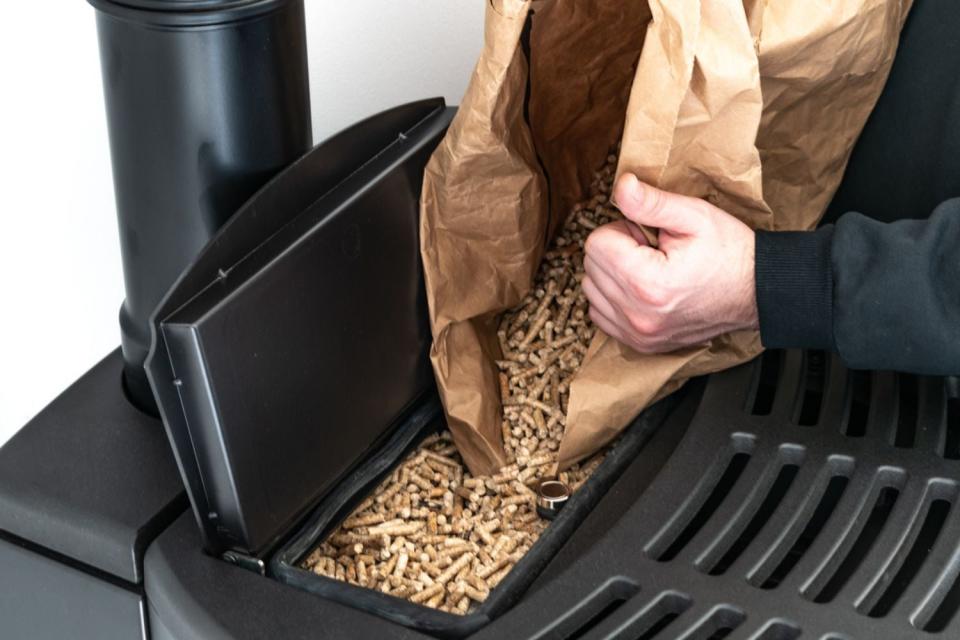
[421,0,912,476]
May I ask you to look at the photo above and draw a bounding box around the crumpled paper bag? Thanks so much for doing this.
[421,0,912,476]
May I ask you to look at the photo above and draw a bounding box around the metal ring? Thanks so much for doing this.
[536,480,571,520]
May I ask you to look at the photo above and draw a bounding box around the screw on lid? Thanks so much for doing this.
[536,479,571,520]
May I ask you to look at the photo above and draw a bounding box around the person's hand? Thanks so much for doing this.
[583,173,758,354]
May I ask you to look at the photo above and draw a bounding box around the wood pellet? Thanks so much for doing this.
[302,151,620,615]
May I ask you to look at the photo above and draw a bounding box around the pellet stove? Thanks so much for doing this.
[2,1,960,639]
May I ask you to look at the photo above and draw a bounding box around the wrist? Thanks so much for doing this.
[741,229,759,330]
[727,227,759,332]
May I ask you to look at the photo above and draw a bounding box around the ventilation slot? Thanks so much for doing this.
[566,598,627,640]
[630,592,692,640]
[797,350,827,426]
[634,613,682,640]
[681,606,745,640]
[894,375,919,448]
[866,498,952,618]
[650,450,752,562]
[760,474,850,589]
[548,578,639,640]
[750,350,783,416]
[921,549,960,632]
[753,621,802,640]
[945,396,960,460]
[707,462,800,576]
[845,371,872,437]
[811,485,901,603]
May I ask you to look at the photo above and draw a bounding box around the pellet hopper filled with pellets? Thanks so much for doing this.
[299,155,621,614]
[7,1,959,640]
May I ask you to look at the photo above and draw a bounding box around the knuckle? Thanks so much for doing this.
[626,275,651,301]
[647,188,667,218]
[584,232,611,260]
[627,313,657,337]
[583,230,600,255]
[627,276,666,307]
[644,283,670,307]
[648,314,665,334]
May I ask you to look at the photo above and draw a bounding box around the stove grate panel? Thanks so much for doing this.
[474,351,960,640]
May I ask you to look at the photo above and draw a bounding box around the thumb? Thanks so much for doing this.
[612,173,703,236]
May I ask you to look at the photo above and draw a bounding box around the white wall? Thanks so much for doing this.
[0,1,483,445]
[306,2,484,141]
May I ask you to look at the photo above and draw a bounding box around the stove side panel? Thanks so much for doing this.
[0,536,146,640]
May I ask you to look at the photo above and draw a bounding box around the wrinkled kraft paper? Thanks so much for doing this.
[420,0,913,476]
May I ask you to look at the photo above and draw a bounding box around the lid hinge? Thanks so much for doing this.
[222,550,266,576]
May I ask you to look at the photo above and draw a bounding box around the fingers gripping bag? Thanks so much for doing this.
[420,0,913,476]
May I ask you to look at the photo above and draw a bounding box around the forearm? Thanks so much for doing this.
[755,198,960,374]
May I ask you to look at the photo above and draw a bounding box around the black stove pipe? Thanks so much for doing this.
[88,0,313,413]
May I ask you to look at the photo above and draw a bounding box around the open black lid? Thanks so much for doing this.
[145,98,455,556]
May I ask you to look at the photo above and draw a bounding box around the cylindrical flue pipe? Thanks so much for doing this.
[88,0,313,412]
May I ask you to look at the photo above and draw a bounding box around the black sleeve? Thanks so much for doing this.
[754,198,960,375]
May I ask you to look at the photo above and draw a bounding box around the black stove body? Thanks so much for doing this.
[2,1,960,639]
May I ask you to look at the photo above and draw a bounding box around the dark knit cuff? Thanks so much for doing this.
[755,227,835,350]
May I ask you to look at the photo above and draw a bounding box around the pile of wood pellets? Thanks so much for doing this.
[302,152,621,615]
